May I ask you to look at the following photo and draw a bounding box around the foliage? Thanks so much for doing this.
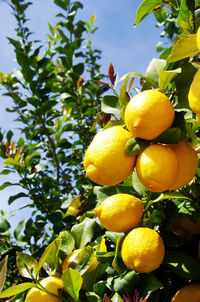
[0,0,200,302]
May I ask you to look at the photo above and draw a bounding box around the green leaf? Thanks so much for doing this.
[101,95,121,115]
[0,283,36,298]
[0,182,20,191]
[94,186,118,203]
[149,192,191,205]
[3,158,24,168]
[111,293,123,302]
[154,127,182,144]
[25,153,41,167]
[71,218,96,248]
[177,0,192,32]
[14,219,26,241]
[58,231,75,260]
[0,218,10,234]
[169,34,199,62]
[113,270,140,294]
[8,192,27,205]
[125,137,150,156]
[145,58,166,87]
[132,171,147,196]
[134,0,163,26]
[159,68,182,91]
[164,251,200,280]
[16,252,39,279]
[62,268,83,301]
[0,256,8,293]
[137,273,163,297]
[112,235,126,274]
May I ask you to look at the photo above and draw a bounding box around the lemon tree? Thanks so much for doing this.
[1,0,200,302]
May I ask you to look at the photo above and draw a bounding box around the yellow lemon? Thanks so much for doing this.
[136,144,178,192]
[121,227,165,273]
[170,283,200,302]
[124,90,175,140]
[25,276,64,302]
[84,126,136,186]
[94,193,143,232]
[173,214,200,235]
[168,141,198,190]
[188,68,200,115]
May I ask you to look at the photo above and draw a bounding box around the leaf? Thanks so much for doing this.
[169,34,199,62]
[164,251,200,280]
[108,62,115,85]
[0,182,20,191]
[101,95,121,115]
[0,218,10,234]
[159,68,182,90]
[177,0,192,32]
[14,219,26,241]
[8,192,27,205]
[111,293,123,302]
[90,14,96,24]
[70,218,96,248]
[0,283,36,298]
[113,270,140,294]
[149,192,191,206]
[16,253,39,279]
[112,235,126,274]
[154,127,182,144]
[3,158,24,168]
[137,273,163,298]
[134,0,163,26]
[25,153,41,167]
[0,256,8,293]
[145,58,166,86]
[94,186,117,203]
[62,268,83,301]
[125,137,150,156]
[132,171,147,196]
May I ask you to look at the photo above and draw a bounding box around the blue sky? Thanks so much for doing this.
[0,0,164,229]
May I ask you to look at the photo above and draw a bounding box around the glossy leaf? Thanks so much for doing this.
[145,58,166,86]
[125,137,150,156]
[112,235,126,274]
[0,283,36,298]
[177,0,192,32]
[70,218,96,248]
[101,95,121,115]
[159,68,181,90]
[137,273,163,298]
[62,268,83,301]
[134,0,163,26]
[169,34,199,62]
[113,270,140,294]
[16,252,39,279]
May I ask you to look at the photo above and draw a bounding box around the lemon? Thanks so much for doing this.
[25,276,64,302]
[124,90,175,140]
[170,283,200,302]
[188,68,200,118]
[121,227,165,273]
[173,214,200,235]
[84,126,136,186]
[136,144,178,192]
[168,141,198,190]
[94,193,143,232]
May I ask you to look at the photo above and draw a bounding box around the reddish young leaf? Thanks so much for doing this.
[108,62,115,85]
[103,294,112,302]
[96,80,110,88]
[128,77,135,92]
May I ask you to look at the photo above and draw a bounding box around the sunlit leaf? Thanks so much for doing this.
[62,268,83,301]
[169,34,199,62]
[71,218,96,248]
[16,252,39,279]
[0,283,36,298]
[101,95,121,115]
[112,235,126,274]
[134,0,163,26]
[145,58,166,87]
[159,68,181,90]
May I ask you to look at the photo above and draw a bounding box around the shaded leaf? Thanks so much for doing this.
[137,273,163,298]
[164,251,200,280]
[8,192,27,205]
[112,235,126,274]
[0,256,8,293]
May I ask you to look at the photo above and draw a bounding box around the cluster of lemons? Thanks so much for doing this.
[83,78,200,300]
[84,89,198,193]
